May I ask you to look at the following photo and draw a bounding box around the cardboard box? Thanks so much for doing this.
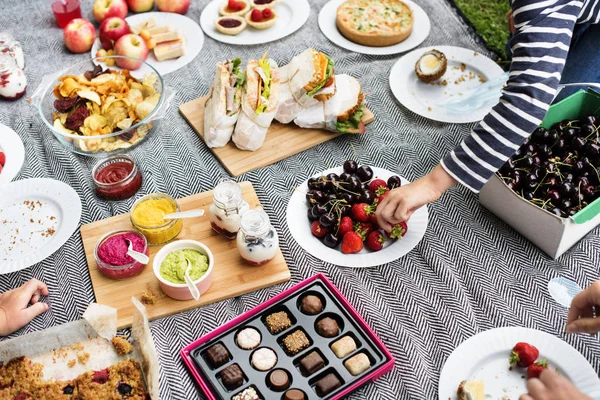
[480,89,600,259]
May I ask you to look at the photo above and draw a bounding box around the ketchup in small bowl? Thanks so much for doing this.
[92,155,142,201]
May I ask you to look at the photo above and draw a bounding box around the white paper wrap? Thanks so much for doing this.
[275,83,302,124]
[204,97,239,148]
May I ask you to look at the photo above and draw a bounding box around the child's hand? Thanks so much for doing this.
[0,279,49,336]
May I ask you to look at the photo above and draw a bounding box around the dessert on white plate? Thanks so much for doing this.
[457,380,485,400]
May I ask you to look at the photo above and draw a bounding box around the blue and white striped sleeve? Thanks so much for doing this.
[441,0,584,192]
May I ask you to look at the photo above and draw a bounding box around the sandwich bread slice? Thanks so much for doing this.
[323,74,365,134]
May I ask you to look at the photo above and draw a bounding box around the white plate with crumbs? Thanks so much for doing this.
[439,327,600,400]
[390,45,505,123]
[200,0,310,45]
[0,123,25,185]
[0,178,81,273]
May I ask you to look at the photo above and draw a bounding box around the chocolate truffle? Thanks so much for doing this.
[282,330,310,355]
[251,348,277,371]
[265,311,292,334]
[331,336,357,358]
[206,343,229,368]
[300,295,323,315]
[316,317,339,338]
[315,373,342,396]
[299,351,324,376]
[283,389,306,400]
[232,386,261,400]
[268,369,290,392]
[221,364,244,390]
[237,328,261,350]
[344,353,371,376]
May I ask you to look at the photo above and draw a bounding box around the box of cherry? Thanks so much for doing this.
[306,160,407,254]
[180,274,394,400]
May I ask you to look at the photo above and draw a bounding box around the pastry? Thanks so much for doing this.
[316,317,339,337]
[344,353,371,375]
[299,294,323,315]
[251,348,278,371]
[415,50,447,83]
[206,343,230,368]
[336,0,414,47]
[237,327,262,350]
[232,386,261,400]
[282,330,310,355]
[219,0,251,16]
[265,311,292,334]
[111,336,133,355]
[331,336,357,358]
[299,351,325,376]
[251,0,279,10]
[246,8,277,30]
[221,364,244,390]
[315,373,342,396]
[215,16,247,35]
[457,380,485,400]
[268,369,290,391]
[283,389,306,400]
[154,38,185,62]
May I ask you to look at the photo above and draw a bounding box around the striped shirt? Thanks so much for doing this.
[441,0,599,192]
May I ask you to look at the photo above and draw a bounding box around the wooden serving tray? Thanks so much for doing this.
[180,96,375,177]
[80,182,291,330]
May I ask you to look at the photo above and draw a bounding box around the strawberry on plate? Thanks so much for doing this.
[368,179,388,195]
[385,221,407,240]
[351,203,372,223]
[376,190,389,204]
[311,220,328,239]
[341,231,363,254]
[365,231,386,251]
[510,342,539,368]
[369,213,380,229]
[338,216,354,237]
[527,360,549,379]
[0,151,5,167]
[353,222,373,241]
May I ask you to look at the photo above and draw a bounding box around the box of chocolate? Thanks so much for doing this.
[180,274,394,399]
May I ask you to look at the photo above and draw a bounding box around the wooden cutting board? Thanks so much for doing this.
[180,96,375,177]
[80,182,291,330]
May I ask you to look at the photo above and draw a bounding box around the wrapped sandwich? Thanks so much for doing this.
[204,58,246,148]
[232,53,280,151]
[323,74,366,134]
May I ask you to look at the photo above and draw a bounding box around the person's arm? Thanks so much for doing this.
[441,0,582,192]
[0,279,49,336]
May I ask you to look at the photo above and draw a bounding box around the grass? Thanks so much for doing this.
[452,0,511,61]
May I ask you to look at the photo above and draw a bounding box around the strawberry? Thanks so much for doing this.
[369,213,380,229]
[338,216,354,237]
[510,342,539,368]
[311,220,327,239]
[351,203,373,223]
[353,222,373,241]
[385,221,407,240]
[369,179,388,196]
[0,151,5,166]
[341,231,363,254]
[527,360,549,379]
[262,8,273,19]
[365,231,386,251]
[250,9,263,22]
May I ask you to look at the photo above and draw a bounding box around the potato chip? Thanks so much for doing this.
[117,118,133,130]
[77,89,101,105]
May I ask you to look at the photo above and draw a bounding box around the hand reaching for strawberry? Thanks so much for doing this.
[519,370,592,400]
[376,165,456,231]
[566,281,600,335]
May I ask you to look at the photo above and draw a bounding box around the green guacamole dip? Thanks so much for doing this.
[160,249,209,284]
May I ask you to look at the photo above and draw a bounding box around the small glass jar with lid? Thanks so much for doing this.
[236,208,279,266]
[208,180,250,240]
[0,54,26,101]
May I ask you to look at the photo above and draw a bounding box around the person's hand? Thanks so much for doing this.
[519,369,591,400]
[566,281,600,335]
[507,9,516,34]
[376,164,456,232]
[0,279,49,336]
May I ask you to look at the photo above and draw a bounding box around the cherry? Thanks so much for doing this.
[552,138,567,157]
[522,191,535,201]
[308,178,320,191]
[584,115,598,126]
[306,190,325,205]
[359,190,374,204]
[563,173,575,182]
[507,181,518,191]
[532,127,547,142]
[544,176,559,189]
[387,175,402,189]
[562,127,579,140]
[312,204,327,216]
[320,176,333,192]
[537,144,552,159]
[571,137,587,152]
[323,233,340,248]
[338,204,351,217]
[586,142,600,159]
[326,172,339,182]
[319,213,335,228]
[343,160,358,174]
[513,175,523,190]
[583,185,596,201]
[550,207,567,218]
[361,182,369,191]
[560,182,575,197]
[580,124,596,137]
[568,209,578,217]
[346,175,362,192]
[526,144,537,154]
[356,166,374,182]
[573,160,587,175]
[545,190,561,204]
[547,130,559,144]
[560,199,573,211]
[325,193,337,203]
[307,208,318,221]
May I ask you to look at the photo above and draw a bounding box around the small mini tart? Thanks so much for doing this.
[215,16,247,35]
[251,0,279,10]
[219,1,251,16]
[245,9,277,30]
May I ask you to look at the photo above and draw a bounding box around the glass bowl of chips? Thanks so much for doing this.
[29,56,174,157]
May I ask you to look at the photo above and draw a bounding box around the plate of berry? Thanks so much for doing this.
[286,162,429,268]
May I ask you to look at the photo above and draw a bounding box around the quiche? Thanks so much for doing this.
[336,0,414,47]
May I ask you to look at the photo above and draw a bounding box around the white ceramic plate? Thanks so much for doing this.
[91,12,204,75]
[287,166,428,268]
[0,123,25,185]
[0,178,82,274]
[200,0,310,45]
[390,45,505,123]
[318,0,430,56]
[439,327,600,399]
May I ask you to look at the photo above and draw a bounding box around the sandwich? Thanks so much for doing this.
[323,74,366,134]
[204,58,246,148]
[232,53,280,151]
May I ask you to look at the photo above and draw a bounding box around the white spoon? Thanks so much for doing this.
[125,239,149,264]
[548,277,583,308]
[162,210,205,220]
[184,259,200,301]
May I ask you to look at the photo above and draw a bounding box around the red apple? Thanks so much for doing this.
[99,17,131,50]
[93,0,128,23]
[114,34,148,70]
[64,18,96,53]
[127,0,155,13]
[156,0,190,14]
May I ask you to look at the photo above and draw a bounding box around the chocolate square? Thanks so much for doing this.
[315,373,341,396]
[299,351,324,376]
[221,364,244,391]
[206,343,229,369]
